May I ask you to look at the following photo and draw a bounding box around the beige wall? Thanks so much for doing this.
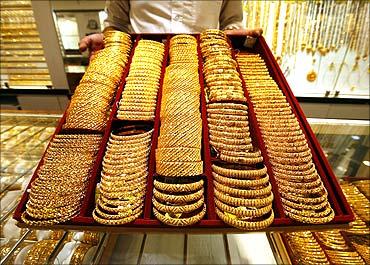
[50,0,105,11]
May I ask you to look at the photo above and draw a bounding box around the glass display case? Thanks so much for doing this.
[243,0,369,99]
[1,112,368,264]
[0,113,106,264]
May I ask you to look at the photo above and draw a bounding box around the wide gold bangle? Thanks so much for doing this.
[92,208,141,225]
[154,179,204,193]
[153,188,204,204]
[156,161,203,177]
[284,207,335,224]
[212,164,267,179]
[212,172,270,188]
[214,181,272,198]
[153,204,206,226]
[152,196,204,214]
[70,243,92,265]
[216,208,274,230]
[215,197,272,218]
[214,189,274,208]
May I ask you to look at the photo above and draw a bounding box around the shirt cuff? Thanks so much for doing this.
[222,22,244,30]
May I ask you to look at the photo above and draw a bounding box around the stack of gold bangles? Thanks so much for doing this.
[237,53,334,224]
[64,30,132,131]
[22,134,102,226]
[153,34,206,226]
[23,240,60,265]
[117,39,165,121]
[200,29,274,230]
[315,231,351,251]
[200,29,245,102]
[285,232,330,265]
[70,243,94,265]
[93,126,153,225]
[340,182,370,222]
[352,179,370,198]
[285,230,367,264]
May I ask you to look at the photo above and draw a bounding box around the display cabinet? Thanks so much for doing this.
[1,112,367,264]
[0,113,107,264]
[243,0,369,99]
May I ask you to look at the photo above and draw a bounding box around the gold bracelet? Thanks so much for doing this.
[153,188,204,204]
[154,179,204,193]
[216,208,274,230]
[153,204,206,226]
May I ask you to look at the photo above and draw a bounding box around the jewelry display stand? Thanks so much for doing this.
[14,34,354,233]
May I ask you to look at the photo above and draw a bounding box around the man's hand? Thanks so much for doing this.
[79,33,104,61]
[224,28,263,37]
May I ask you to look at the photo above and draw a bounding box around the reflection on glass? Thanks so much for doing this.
[0,0,51,88]
[309,118,369,179]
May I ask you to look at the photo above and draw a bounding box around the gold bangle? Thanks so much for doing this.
[152,196,204,214]
[214,181,272,198]
[212,172,270,188]
[216,208,274,230]
[284,207,335,224]
[153,204,206,226]
[212,164,267,179]
[92,208,141,225]
[153,188,204,204]
[214,189,274,208]
[156,161,203,177]
[70,243,92,265]
[215,197,272,218]
[154,179,204,193]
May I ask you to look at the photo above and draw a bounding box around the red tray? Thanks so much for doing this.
[14,34,354,233]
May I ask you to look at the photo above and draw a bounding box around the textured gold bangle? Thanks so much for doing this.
[208,123,246,133]
[156,147,201,162]
[212,164,267,179]
[280,190,328,205]
[92,208,141,225]
[283,204,333,218]
[214,181,272,198]
[152,196,204,214]
[214,189,274,208]
[207,118,248,128]
[96,198,142,214]
[154,179,204,193]
[156,161,203,177]
[284,207,335,224]
[209,134,252,146]
[207,102,248,111]
[275,177,322,189]
[216,208,274,230]
[153,188,204,204]
[212,172,270,188]
[102,186,146,200]
[70,243,92,265]
[99,193,145,207]
[278,183,327,196]
[95,204,143,220]
[101,169,148,182]
[210,140,253,152]
[219,153,263,165]
[153,204,206,226]
[215,197,272,218]
[209,129,250,139]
